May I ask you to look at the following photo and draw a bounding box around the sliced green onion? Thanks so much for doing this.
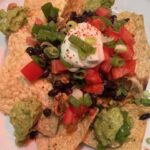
[116,87,128,97]
[32,21,56,35]
[146,138,150,144]
[104,40,116,49]
[81,93,92,107]
[37,30,65,42]
[113,19,127,32]
[66,20,77,31]
[69,35,96,60]
[141,99,150,106]
[111,55,125,67]
[31,55,46,67]
[43,44,59,59]
[102,17,113,27]
[69,96,81,107]
[73,69,85,80]
[84,37,96,45]
[41,2,59,20]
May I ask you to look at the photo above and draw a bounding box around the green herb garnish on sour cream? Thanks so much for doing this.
[69,35,96,60]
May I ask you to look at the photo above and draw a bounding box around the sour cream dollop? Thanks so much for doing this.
[61,22,104,71]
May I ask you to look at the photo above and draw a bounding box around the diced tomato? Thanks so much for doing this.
[83,84,104,95]
[35,18,44,25]
[119,46,134,60]
[105,27,120,41]
[85,69,102,84]
[103,46,114,60]
[26,36,38,46]
[111,60,136,79]
[96,7,111,17]
[100,60,112,73]
[125,60,136,75]
[111,67,126,80]
[51,59,67,74]
[63,107,75,125]
[89,108,97,116]
[88,18,106,31]
[21,61,44,81]
[120,26,135,46]
[70,105,89,117]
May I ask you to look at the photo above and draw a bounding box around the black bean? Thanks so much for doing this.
[110,15,117,24]
[43,108,51,117]
[70,11,94,23]
[48,88,59,97]
[124,18,130,22]
[70,12,77,21]
[34,46,43,55]
[29,131,38,139]
[90,94,98,101]
[26,47,35,56]
[42,68,50,78]
[53,80,64,89]
[139,113,150,120]
[64,88,72,95]
[113,94,126,101]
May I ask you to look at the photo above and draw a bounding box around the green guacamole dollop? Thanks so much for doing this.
[10,99,42,145]
[0,7,27,36]
[84,0,115,11]
[94,107,124,146]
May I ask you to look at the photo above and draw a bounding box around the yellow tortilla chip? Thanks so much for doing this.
[118,12,150,89]
[0,27,51,115]
[36,109,98,150]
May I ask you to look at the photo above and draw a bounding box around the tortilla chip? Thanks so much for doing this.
[36,113,59,137]
[0,26,53,115]
[36,109,98,150]
[24,0,67,13]
[0,0,68,114]
[84,104,149,150]
[36,134,49,150]
[117,12,150,89]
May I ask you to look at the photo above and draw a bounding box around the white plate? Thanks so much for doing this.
[0,0,150,150]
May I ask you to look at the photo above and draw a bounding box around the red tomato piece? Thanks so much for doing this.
[85,69,102,84]
[83,84,104,95]
[103,46,114,60]
[100,60,112,73]
[21,61,44,81]
[125,60,136,76]
[63,107,75,125]
[89,108,97,116]
[96,7,111,17]
[70,105,89,117]
[105,27,120,41]
[51,59,67,74]
[119,46,134,60]
[120,27,135,46]
[111,60,136,79]
[26,36,38,46]
[35,18,44,25]
[88,18,106,31]
[111,67,126,80]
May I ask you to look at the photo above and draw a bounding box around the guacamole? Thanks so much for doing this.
[10,98,42,145]
[84,0,115,11]
[0,7,27,36]
[94,107,124,146]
